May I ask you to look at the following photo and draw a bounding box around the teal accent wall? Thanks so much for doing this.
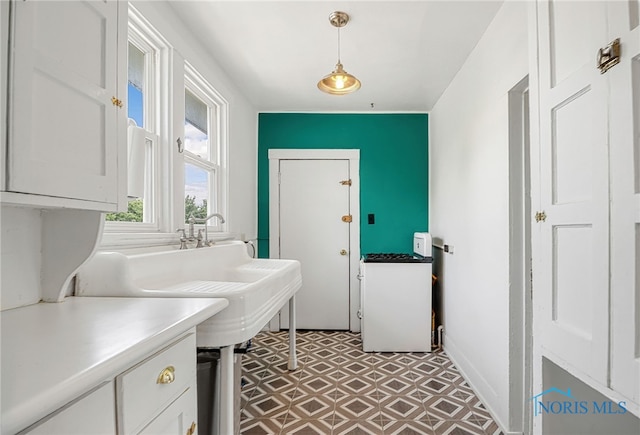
[258,113,428,258]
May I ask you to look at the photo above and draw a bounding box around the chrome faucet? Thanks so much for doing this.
[196,229,205,248]
[176,214,200,250]
[187,214,197,240]
[193,213,226,247]
[176,229,189,250]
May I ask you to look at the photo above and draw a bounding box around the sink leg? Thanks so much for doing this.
[220,345,234,435]
[288,294,298,371]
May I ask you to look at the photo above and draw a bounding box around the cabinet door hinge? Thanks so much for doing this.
[339,179,352,186]
[111,96,123,108]
[597,38,621,74]
[535,211,547,223]
[342,215,352,223]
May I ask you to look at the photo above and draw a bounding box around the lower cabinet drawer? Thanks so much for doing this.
[22,381,116,434]
[116,333,196,434]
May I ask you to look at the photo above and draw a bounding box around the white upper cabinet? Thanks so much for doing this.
[607,0,640,408]
[534,0,610,385]
[5,0,127,211]
[532,0,640,416]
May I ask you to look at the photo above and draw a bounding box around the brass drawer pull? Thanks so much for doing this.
[156,366,175,384]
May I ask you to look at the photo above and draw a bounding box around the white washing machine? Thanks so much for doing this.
[360,232,433,352]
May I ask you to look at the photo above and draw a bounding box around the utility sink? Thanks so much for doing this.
[76,241,302,347]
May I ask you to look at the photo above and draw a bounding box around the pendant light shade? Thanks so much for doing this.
[317,11,361,95]
[317,62,361,95]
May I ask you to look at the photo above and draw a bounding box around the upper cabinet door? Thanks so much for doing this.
[608,1,640,408]
[534,0,610,384]
[7,0,126,209]
[534,0,640,411]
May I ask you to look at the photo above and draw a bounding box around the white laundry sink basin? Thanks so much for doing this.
[76,241,302,347]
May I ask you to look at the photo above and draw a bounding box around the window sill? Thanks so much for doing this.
[99,231,239,252]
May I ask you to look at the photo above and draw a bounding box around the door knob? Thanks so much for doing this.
[340,249,348,256]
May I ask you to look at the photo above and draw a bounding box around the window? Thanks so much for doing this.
[183,63,227,228]
[105,7,163,230]
[101,6,228,249]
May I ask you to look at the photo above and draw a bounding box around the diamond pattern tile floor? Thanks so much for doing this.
[240,331,503,435]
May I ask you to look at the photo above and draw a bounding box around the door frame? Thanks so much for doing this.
[268,149,361,331]
[509,76,533,434]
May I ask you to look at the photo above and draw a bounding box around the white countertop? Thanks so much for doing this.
[0,296,229,434]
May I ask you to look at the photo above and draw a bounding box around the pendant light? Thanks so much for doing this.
[317,11,361,95]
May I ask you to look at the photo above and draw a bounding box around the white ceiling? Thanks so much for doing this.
[168,1,504,112]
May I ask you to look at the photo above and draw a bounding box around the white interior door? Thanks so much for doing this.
[534,0,610,383]
[278,159,351,330]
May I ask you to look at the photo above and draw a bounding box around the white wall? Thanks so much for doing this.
[132,1,258,242]
[429,2,528,433]
[1,207,43,309]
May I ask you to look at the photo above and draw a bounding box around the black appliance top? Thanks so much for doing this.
[363,253,432,263]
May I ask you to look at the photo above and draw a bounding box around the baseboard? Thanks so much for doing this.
[444,334,523,435]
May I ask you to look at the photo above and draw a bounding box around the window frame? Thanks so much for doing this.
[104,7,164,233]
[183,61,228,231]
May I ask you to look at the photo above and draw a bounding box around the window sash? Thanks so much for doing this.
[104,130,158,230]
[184,152,219,224]
[185,70,220,165]
[184,68,223,226]
[128,32,157,133]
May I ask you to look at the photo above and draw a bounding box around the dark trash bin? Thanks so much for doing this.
[197,349,220,435]
[197,343,248,435]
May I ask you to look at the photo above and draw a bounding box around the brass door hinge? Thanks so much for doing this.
[342,215,352,223]
[340,179,352,186]
[597,38,621,74]
[535,211,547,223]
[111,96,123,108]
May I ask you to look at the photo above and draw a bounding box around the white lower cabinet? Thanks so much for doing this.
[117,333,198,434]
[22,382,116,435]
[139,387,197,435]
[22,332,198,435]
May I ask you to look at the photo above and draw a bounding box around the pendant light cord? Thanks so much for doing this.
[337,26,341,63]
